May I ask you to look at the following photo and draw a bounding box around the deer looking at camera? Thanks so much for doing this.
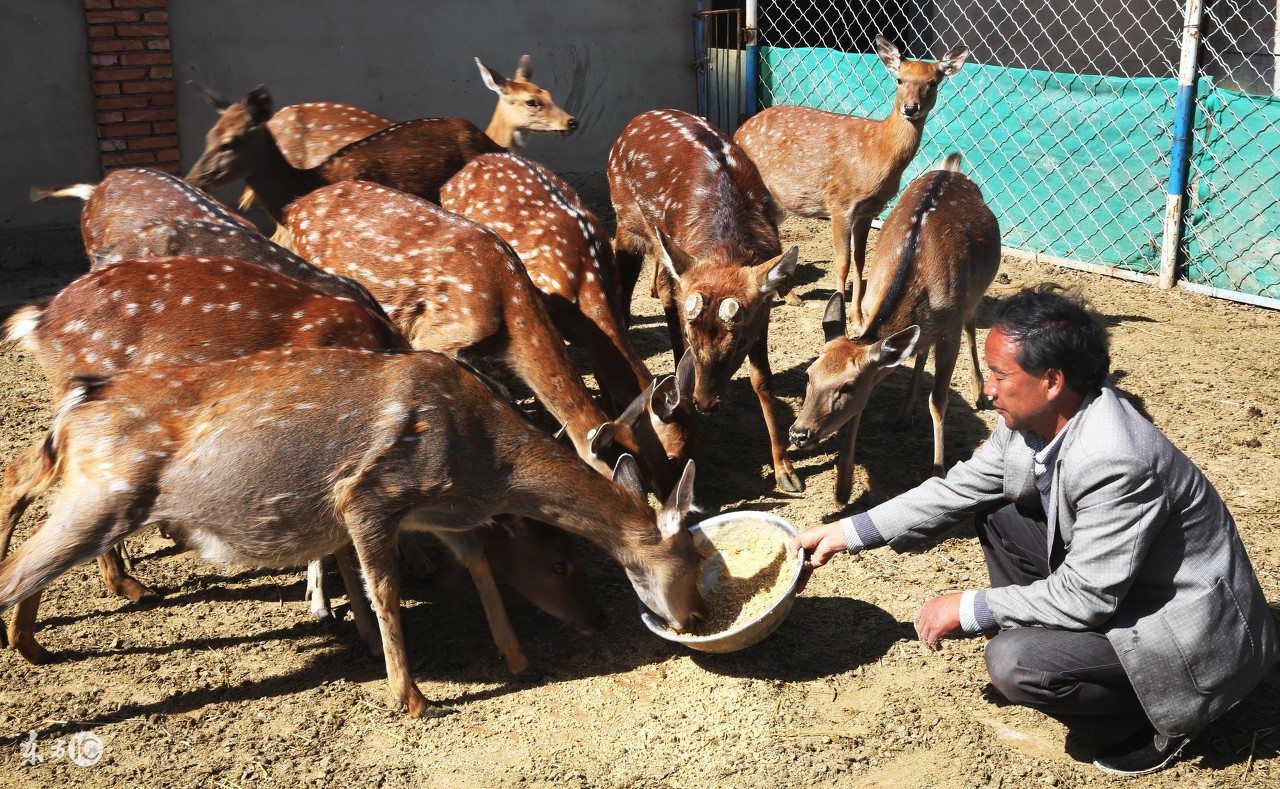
[789,154,1000,502]
[0,258,603,672]
[286,180,692,498]
[441,152,694,433]
[609,109,801,493]
[734,36,969,330]
[0,347,703,717]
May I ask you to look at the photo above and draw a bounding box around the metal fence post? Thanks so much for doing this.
[1160,0,1206,289]
[744,0,760,118]
[695,1,708,119]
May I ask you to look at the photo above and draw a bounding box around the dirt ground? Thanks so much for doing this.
[1,215,1278,787]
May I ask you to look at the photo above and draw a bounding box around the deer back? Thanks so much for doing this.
[268,102,395,168]
[5,256,407,401]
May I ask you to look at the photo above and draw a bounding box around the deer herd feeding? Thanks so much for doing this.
[1,40,999,717]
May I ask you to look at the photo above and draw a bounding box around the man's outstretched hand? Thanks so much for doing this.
[914,593,963,648]
[788,523,848,593]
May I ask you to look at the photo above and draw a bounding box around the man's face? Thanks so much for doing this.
[983,326,1054,434]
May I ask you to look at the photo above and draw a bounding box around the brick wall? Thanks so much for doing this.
[83,0,179,174]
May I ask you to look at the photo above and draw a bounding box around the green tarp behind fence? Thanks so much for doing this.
[759,46,1280,300]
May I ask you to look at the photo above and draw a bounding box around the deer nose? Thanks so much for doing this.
[789,426,811,448]
[695,398,722,415]
[902,104,921,118]
[566,117,578,131]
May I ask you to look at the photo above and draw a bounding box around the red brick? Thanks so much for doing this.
[91,39,144,52]
[92,67,147,82]
[149,93,176,106]
[90,54,119,67]
[96,111,125,124]
[128,135,179,150]
[152,121,178,134]
[119,52,170,66]
[93,82,122,96]
[96,95,149,110]
[121,80,174,94]
[116,0,169,7]
[143,11,168,23]
[83,0,113,8]
[87,24,116,38]
[123,107,175,122]
[86,10,141,24]
[102,152,158,166]
[148,65,173,79]
[116,24,168,37]
[99,138,128,152]
[153,162,182,175]
[155,149,181,162]
[101,122,153,137]
[145,39,171,51]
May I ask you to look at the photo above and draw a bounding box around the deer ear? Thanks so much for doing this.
[757,246,799,296]
[822,291,847,343]
[587,422,617,457]
[676,349,696,401]
[654,227,696,280]
[870,325,920,368]
[611,454,645,500]
[514,54,533,81]
[649,375,680,422]
[939,46,970,77]
[244,85,273,124]
[874,36,902,73]
[187,80,233,112]
[659,460,696,538]
[615,382,652,430]
[475,58,508,94]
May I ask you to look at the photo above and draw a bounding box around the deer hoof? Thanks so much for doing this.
[13,636,53,666]
[776,467,803,493]
[119,579,162,604]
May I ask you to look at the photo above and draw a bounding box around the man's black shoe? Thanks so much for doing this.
[1092,727,1190,776]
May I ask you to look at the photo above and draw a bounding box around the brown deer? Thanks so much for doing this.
[286,180,691,498]
[734,36,969,331]
[609,109,801,492]
[0,347,703,716]
[440,152,691,423]
[788,154,1000,502]
[31,167,381,313]
[0,257,601,671]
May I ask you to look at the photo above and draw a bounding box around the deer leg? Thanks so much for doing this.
[928,334,963,478]
[849,215,873,332]
[613,239,644,326]
[835,412,864,504]
[7,592,51,664]
[966,319,990,408]
[97,545,159,602]
[332,544,381,656]
[655,265,686,367]
[399,532,436,581]
[893,346,931,432]
[747,332,801,493]
[305,558,333,621]
[0,440,54,560]
[441,531,528,674]
[344,520,442,718]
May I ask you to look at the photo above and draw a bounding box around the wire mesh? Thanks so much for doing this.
[746,0,1280,305]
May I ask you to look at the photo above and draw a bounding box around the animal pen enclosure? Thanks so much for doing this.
[697,0,1280,308]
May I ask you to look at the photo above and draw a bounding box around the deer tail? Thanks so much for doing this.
[30,184,97,203]
[940,152,964,173]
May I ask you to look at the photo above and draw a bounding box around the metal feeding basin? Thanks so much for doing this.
[639,511,803,653]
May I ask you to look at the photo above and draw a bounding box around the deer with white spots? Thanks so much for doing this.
[609,109,802,492]
[789,154,1000,503]
[440,152,694,435]
[0,347,702,716]
[734,36,969,331]
[31,167,381,313]
[0,257,603,672]
[184,84,518,225]
[287,180,691,498]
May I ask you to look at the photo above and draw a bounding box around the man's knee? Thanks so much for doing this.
[984,629,1048,706]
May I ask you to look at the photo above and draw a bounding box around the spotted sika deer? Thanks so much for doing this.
[185,86,505,223]
[609,109,801,492]
[0,347,703,716]
[440,153,693,433]
[734,36,969,330]
[31,167,381,312]
[789,155,1000,502]
[0,258,598,671]
[286,180,689,497]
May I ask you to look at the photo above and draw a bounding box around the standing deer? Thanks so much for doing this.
[185,86,505,223]
[609,109,801,492]
[0,258,601,671]
[788,154,1000,502]
[734,36,969,331]
[440,152,691,423]
[0,347,703,716]
[285,181,691,497]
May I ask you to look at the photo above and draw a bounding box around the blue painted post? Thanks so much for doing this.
[695,1,708,119]
[744,0,760,118]
[1160,0,1206,289]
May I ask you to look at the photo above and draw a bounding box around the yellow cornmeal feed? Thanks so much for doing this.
[688,520,794,635]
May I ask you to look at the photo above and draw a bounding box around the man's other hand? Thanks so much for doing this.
[789,523,848,592]
[914,593,964,649]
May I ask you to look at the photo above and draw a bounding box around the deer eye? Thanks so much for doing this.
[525,99,540,108]
[552,562,568,575]
[896,78,903,85]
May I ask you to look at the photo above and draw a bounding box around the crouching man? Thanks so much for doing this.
[792,285,1276,776]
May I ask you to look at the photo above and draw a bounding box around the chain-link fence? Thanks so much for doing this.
[744,0,1280,308]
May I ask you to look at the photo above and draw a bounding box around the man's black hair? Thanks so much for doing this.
[990,284,1110,394]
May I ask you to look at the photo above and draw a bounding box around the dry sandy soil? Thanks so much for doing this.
[0,215,1278,787]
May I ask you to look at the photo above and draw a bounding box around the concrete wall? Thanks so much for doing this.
[0,2,101,239]
[170,0,696,205]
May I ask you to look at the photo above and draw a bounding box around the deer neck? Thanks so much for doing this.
[245,144,327,223]
[876,111,927,175]
[485,113,525,153]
